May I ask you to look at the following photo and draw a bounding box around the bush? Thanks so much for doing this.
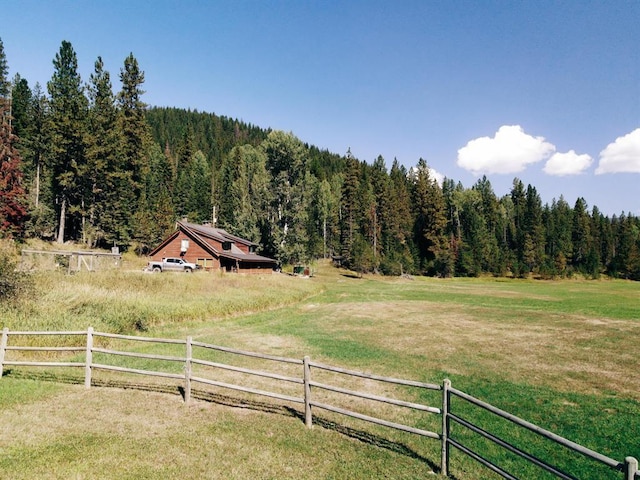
[0,240,31,301]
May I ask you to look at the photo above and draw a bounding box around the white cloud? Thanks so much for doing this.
[429,167,445,186]
[595,128,640,174]
[457,125,555,175]
[543,150,593,176]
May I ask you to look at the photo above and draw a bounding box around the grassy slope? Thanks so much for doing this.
[1,261,639,478]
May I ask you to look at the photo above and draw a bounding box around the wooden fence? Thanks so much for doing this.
[19,249,122,273]
[1,327,637,479]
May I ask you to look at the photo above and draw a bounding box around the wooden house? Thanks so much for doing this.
[149,221,278,273]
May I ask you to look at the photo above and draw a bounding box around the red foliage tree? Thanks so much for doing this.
[0,99,28,237]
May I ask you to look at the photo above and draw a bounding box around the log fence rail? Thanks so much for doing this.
[1,327,637,479]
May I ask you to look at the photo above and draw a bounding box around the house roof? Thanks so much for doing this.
[180,222,259,247]
[150,221,277,265]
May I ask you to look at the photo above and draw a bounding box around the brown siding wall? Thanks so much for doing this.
[235,243,250,254]
[238,263,275,274]
[238,266,274,274]
[151,235,220,270]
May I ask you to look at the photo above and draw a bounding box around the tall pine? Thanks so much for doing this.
[117,53,150,226]
[47,41,88,243]
[87,56,132,247]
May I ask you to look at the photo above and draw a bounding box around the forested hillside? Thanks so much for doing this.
[1,39,639,279]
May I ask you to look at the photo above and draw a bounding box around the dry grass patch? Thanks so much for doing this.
[0,380,439,479]
[303,299,640,400]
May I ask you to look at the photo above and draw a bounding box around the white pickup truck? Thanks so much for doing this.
[147,257,198,273]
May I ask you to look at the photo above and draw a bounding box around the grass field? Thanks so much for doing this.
[1,259,639,479]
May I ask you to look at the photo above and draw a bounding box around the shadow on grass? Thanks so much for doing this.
[3,368,442,475]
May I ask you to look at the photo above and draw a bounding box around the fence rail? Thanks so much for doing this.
[1,327,637,479]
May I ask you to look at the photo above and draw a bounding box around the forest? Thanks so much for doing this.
[1,39,639,280]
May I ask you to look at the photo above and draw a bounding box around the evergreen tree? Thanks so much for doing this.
[340,150,360,267]
[610,213,640,279]
[412,158,448,275]
[471,176,501,273]
[508,178,527,275]
[523,185,546,273]
[369,156,391,268]
[185,150,212,223]
[9,75,31,140]
[0,38,9,98]
[47,40,88,243]
[22,83,55,238]
[571,197,596,275]
[455,189,490,276]
[544,196,573,277]
[174,128,195,218]
[86,56,134,247]
[117,53,150,212]
[384,159,414,274]
[132,143,176,253]
[591,206,612,274]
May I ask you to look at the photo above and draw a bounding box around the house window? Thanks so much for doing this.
[197,258,214,269]
[181,239,189,252]
[249,245,256,253]
[222,241,232,251]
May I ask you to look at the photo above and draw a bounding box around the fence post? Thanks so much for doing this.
[304,355,312,428]
[441,378,451,476]
[85,327,93,388]
[185,336,192,404]
[625,457,638,480]
[0,327,8,379]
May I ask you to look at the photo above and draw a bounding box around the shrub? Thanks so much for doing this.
[0,239,31,301]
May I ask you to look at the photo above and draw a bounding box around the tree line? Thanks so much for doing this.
[1,38,639,280]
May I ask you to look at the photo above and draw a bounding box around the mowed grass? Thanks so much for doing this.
[1,261,639,479]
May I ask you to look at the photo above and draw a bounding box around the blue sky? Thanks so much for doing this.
[3,0,639,216]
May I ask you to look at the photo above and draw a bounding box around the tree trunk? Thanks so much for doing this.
[57,197,66,244]
[35,161,40,207]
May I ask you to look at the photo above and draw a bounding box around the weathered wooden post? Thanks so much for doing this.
[85,327,93,388]
[625,456,638,480]
[304,355,312,428]
[441,378,451,476]
[0,327,9,379]
[185,336,193,404]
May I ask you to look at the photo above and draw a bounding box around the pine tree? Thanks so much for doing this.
[132,144,175,253]
[47,40,89,243]
[412,158,448,275]
[571,197,595,275]
[369,156,391,268]
[87,56,133,247]
[508,178,527,275]
[186,150,212,223]
[340,150,360,267]
[9,75,31,141]
[523,185,546,273]
[117,53,150,212]
[0,38,9,98]
[174,128,195,218]
[22,83,55,238]
[544,196,573,277]
[385,160,415,274]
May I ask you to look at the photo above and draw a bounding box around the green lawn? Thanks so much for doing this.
[1,261,638,479]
